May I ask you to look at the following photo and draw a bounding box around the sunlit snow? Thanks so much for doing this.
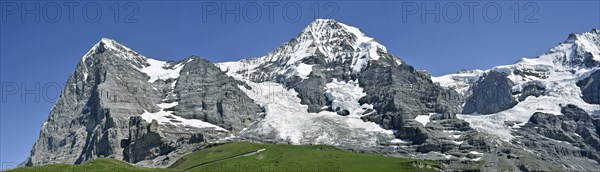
[237,81,395,145]
[140,58,190,83]
[414,114,431,127]
[141,101,226,131]
[447,31,600,142]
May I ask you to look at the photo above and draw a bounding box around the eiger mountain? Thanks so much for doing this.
[24,19,600,171]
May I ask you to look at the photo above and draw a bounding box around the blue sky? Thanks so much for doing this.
[0,0,598,167]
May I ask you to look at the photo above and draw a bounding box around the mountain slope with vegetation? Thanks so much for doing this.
[11,142,443,172]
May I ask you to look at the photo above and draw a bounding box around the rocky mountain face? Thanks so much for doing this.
[462,71,518,114]
[503,104,600,171]
[25,19,600,171]
[25,39,262,167]
[578,70,600,104]
[435,29,600,171]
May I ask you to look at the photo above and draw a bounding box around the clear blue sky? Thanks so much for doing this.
[1,0,598,167]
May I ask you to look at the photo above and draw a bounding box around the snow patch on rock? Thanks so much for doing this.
[295,63,313,79]
[415,114,432,127]
[141,101,226,131]
[324,79,373,116]
[140,58,189,83]
[431,69,485,95]
[140,110,226,131]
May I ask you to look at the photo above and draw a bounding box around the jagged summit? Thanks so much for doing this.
[81,38,146,63]
[536,29,600,68]
[304,18,339,30]
[302,19,376,41]
[434,29,600,95]
[220,19,402,82]
[293,18,391,63]
[77,38,200,84]
[567,29,600,42]
[434,28,600,146]
[300,19,359,40]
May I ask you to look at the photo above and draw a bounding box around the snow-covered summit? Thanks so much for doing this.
[82,38,146,62]
[511,29,600,71]
[434,29,600,95]
[78,38,196,84]
[432,29,600,142]
[301,19,388,59]
[219,19,402,81]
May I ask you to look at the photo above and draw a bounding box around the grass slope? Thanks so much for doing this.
[9,158,169,172]
[10,142,443,172]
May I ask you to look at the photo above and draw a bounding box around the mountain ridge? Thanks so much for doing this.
[23,19,600,171]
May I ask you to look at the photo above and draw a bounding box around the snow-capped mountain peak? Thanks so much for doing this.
[78,38,192,84]
[434,29,600,95]
[83,38,145,61]
[528,29,600,69]
[297,18,391,63]
[433,29,600,145]
[219,19,402,82]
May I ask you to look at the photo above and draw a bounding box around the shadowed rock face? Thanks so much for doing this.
[578,70,600,104]
[516,84,546,101]
[24,40,263,167]
[358,63,463,128]
[357,63,489,155]
[172,58,263,132]
[462,71,518,114]
[25,41,159,166]
[124,117,176,163]
[505,104,600,171]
